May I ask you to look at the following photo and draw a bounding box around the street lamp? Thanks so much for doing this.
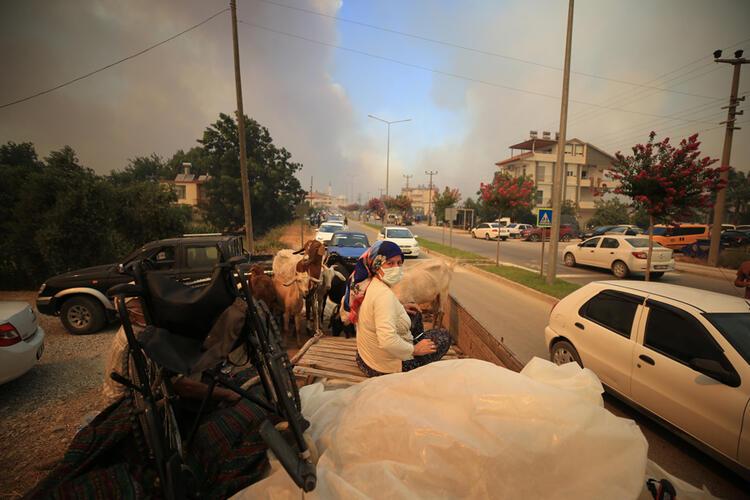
[368,114,411,225]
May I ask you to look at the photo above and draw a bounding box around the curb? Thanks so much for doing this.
[420,247,560,306]
[675,262,737,281]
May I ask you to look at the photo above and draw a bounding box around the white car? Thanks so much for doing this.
[378,226,420,257]
[315,222,345,243]
[1,301,45,384]
[545,281,750,478]
[471,223,510,241]
[505,223,533,238]
[563,235,674,279]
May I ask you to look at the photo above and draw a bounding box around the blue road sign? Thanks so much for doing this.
[537,208,553,227]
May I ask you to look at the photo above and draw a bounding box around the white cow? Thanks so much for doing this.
[272,249,310,345]
[392,259,455,327]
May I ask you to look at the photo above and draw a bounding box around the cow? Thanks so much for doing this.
[295,240,326,329]
[321,262,354,337]
[272,249,310,346]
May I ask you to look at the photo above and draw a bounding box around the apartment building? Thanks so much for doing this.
[401,185,439,216]
[495,131,616,223]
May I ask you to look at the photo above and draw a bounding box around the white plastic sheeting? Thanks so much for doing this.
[235,358,663,499]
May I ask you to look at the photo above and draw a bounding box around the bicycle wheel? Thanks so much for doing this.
[255,299,301,410]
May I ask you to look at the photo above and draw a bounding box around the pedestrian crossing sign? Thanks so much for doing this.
[537,208,553,227]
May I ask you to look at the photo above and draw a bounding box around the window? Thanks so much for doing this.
[149,246,176,270]
[575,144,584,155]
[536,164,546,182]
[644,302,727,366]
[479,223,488,229]
[581,168,589,179]
[579,291,641,337]
[567,169,576,177]
[601,237,620,249]
[535,190,544,205]
[706,313,750,364]
[174,185,187,200]
[673,226,707,236]
[387,229,414,238]
[565,144,573,154]
[186,246,219,269]
[581,237,600,248]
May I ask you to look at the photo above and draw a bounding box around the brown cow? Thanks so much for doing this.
[248,264,282,315]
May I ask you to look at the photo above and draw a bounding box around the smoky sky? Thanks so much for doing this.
[1,0,748,202]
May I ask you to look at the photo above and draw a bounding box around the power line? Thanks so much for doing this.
[0,8,229,110]
[253,0,730,100]
[239,20,718,125]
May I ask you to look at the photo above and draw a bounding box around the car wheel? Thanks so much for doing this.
[60,296,106,334]
[564,253,576,267]
[612,260,630,279]
[529,234,540,242]
[551,340,582,367]
[561,234,571,242]
[501,237,507,241]
[650,272,665,280]
[484,233,490,240]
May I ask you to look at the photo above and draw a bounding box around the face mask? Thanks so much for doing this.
[381,266,403,286]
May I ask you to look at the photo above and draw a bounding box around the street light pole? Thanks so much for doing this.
[546,0,575,285]
[369,114,411,225]
[708,49,747,267]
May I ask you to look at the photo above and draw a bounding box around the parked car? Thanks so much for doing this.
[651,224,710,250]
[736,225,750,232]
[377,226,420,257]
[1,301,45,384]
[36,234,247,334]
[505,223,533,238]
[545,281,750,479]
[563,235,674,279]
[325,232,370,269]
[521,224,578,242]
[471,223,500,240]
[581,225,619,239]
[720,230,750,248]
[605,225,644,236]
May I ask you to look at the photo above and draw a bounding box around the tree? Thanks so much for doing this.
[725,168,750,225]
[479,173,534,221]
[366,198,385,219]
[433,187,461,222]
[607,132,725,279]
[587,198,632,228]
[192,113,306,235]
[385,194,413,215]
[109,154,173,184]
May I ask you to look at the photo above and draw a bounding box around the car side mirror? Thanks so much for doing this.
[413,235,418,239]
[689,358,741,387]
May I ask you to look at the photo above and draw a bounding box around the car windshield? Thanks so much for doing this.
[319,225,340,233]
[705,313,750,364]
[626,238,664,248]
[387,229,413,238]
[507,224,517,228]
[331,234,369,247]
[594,226,616,233]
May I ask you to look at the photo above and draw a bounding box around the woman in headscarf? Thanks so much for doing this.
[343,240,452,377]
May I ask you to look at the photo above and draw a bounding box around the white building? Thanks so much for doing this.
[494,132,617,223]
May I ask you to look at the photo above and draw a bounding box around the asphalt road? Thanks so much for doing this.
[351,220,749,498]
[408,223,741,297]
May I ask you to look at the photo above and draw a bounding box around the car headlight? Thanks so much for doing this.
[38,283,47,295]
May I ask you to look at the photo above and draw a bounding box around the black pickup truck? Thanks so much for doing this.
[36,234,251,334]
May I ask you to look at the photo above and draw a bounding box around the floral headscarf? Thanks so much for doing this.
[342,240,404,324]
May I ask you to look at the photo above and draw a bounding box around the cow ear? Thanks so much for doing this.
[304,240,312,252]
[317,243,326,256]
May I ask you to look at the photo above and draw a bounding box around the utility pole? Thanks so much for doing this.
[708,49,747,267]
[403,174,413,190]
[230,0,254,252]
[546,0,575,285]
[425,170,438,226]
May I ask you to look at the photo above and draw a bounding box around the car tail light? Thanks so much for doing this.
[632,251,648,259]
[0,323,21,347]
[492,229,498,232]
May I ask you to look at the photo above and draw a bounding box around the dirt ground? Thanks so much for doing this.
[0,223,318,498]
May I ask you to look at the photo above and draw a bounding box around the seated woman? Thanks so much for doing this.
[343,240,451,377]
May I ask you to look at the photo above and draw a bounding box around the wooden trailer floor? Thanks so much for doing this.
[293,335,464,386]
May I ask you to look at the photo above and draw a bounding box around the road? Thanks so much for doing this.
[351,220,749,498]
[407,223,741,297]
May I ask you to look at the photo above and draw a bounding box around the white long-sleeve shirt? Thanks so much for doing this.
[356,278,414,373]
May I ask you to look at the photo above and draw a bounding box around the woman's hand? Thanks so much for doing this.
[413,339,437,356]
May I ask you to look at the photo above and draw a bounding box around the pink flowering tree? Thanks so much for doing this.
[607,132,725,280]
[366,197,385,220]
[479,173,535,220]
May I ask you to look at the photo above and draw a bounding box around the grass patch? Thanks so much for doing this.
[476,264,581,299]
[417,238,487,261]
[254,226,286,254]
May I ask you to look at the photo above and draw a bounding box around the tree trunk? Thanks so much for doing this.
[646,215,654,282]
